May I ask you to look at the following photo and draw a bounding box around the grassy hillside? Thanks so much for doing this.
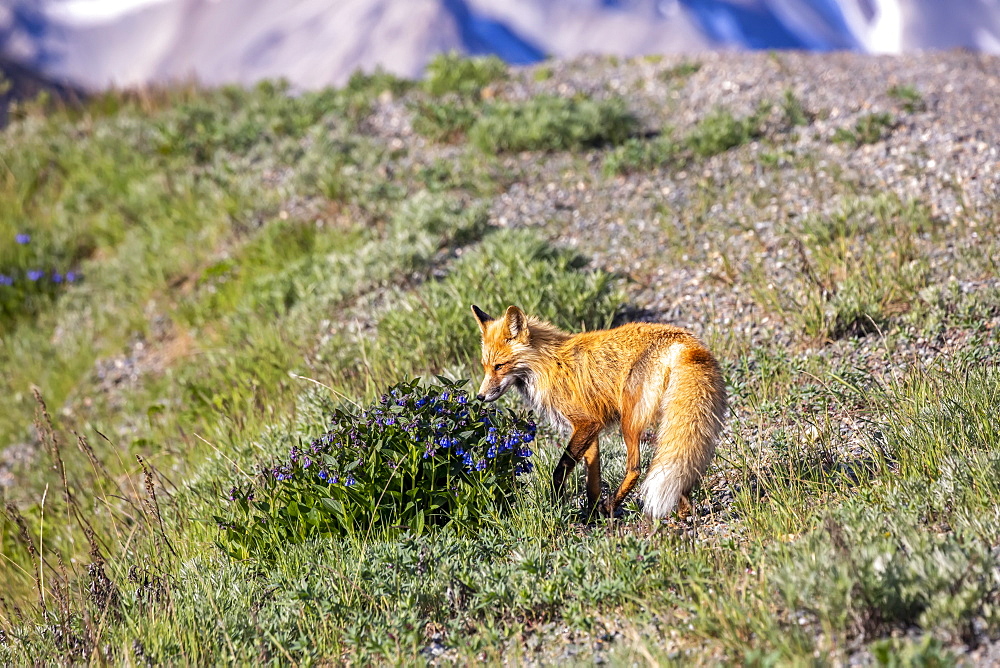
[1,51,999,664]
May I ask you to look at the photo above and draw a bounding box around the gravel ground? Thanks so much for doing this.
[364,49,999,345]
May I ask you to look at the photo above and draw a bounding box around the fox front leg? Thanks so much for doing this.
[551,421,602,503]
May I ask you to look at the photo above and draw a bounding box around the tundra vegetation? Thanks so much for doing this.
[0,52,998,664]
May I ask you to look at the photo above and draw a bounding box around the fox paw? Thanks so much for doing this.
[580,499,623,523]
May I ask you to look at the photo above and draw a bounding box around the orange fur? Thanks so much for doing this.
[471,304,727,519]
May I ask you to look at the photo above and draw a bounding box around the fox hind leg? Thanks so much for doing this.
[605,418,643,516]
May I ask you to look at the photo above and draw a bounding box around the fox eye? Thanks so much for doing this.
[493,362,507,371]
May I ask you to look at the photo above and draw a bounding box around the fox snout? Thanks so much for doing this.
[476,376,505,402]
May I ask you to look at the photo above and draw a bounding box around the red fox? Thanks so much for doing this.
[471,304,727,519]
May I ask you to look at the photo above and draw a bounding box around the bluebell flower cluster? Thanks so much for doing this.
[262,378,536,494]
[1,232,82,310]
[227,378,539,541]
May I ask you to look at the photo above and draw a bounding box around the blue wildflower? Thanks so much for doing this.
[15,233,30,245]
[457,395,468,405]
[0,275,12,286]
[65,271,78,282]
[27,270,44,281]
[318,470,328,481]
[462,452,473,466]
[523,433,535,443]
[487,446,497,459]
[345,475,356,486]
[475,459,487,471]
[416,397,428,407]
[302,456,312,469]
[440,392,450,401]
[51,272,63,283]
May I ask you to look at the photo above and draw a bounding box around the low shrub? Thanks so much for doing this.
[469,95,637,153]
[833,112,895,146]
[423,51,507,98]
[370,228,620,380]
[218,378,536,558]
[411,99,478,143]
[602,134,679,176]
[685,104,769,158]
[887,84,926,113]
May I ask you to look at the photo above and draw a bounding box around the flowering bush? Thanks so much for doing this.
[218,378,536,558]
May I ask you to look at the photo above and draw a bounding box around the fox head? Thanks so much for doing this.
[471,304,530,402]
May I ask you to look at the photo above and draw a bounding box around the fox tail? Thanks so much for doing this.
[640,347,727,519]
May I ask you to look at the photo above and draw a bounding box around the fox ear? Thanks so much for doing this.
[503,305,528,341]
[471,304,494,334]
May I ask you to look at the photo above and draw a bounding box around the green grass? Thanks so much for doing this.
[660,60,702,81]
[744,194,936,340]
[1,54,999,665]
[888,84,926,113]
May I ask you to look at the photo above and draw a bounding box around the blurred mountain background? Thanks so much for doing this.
[1,0,999,100]
[0,0,1000,90]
